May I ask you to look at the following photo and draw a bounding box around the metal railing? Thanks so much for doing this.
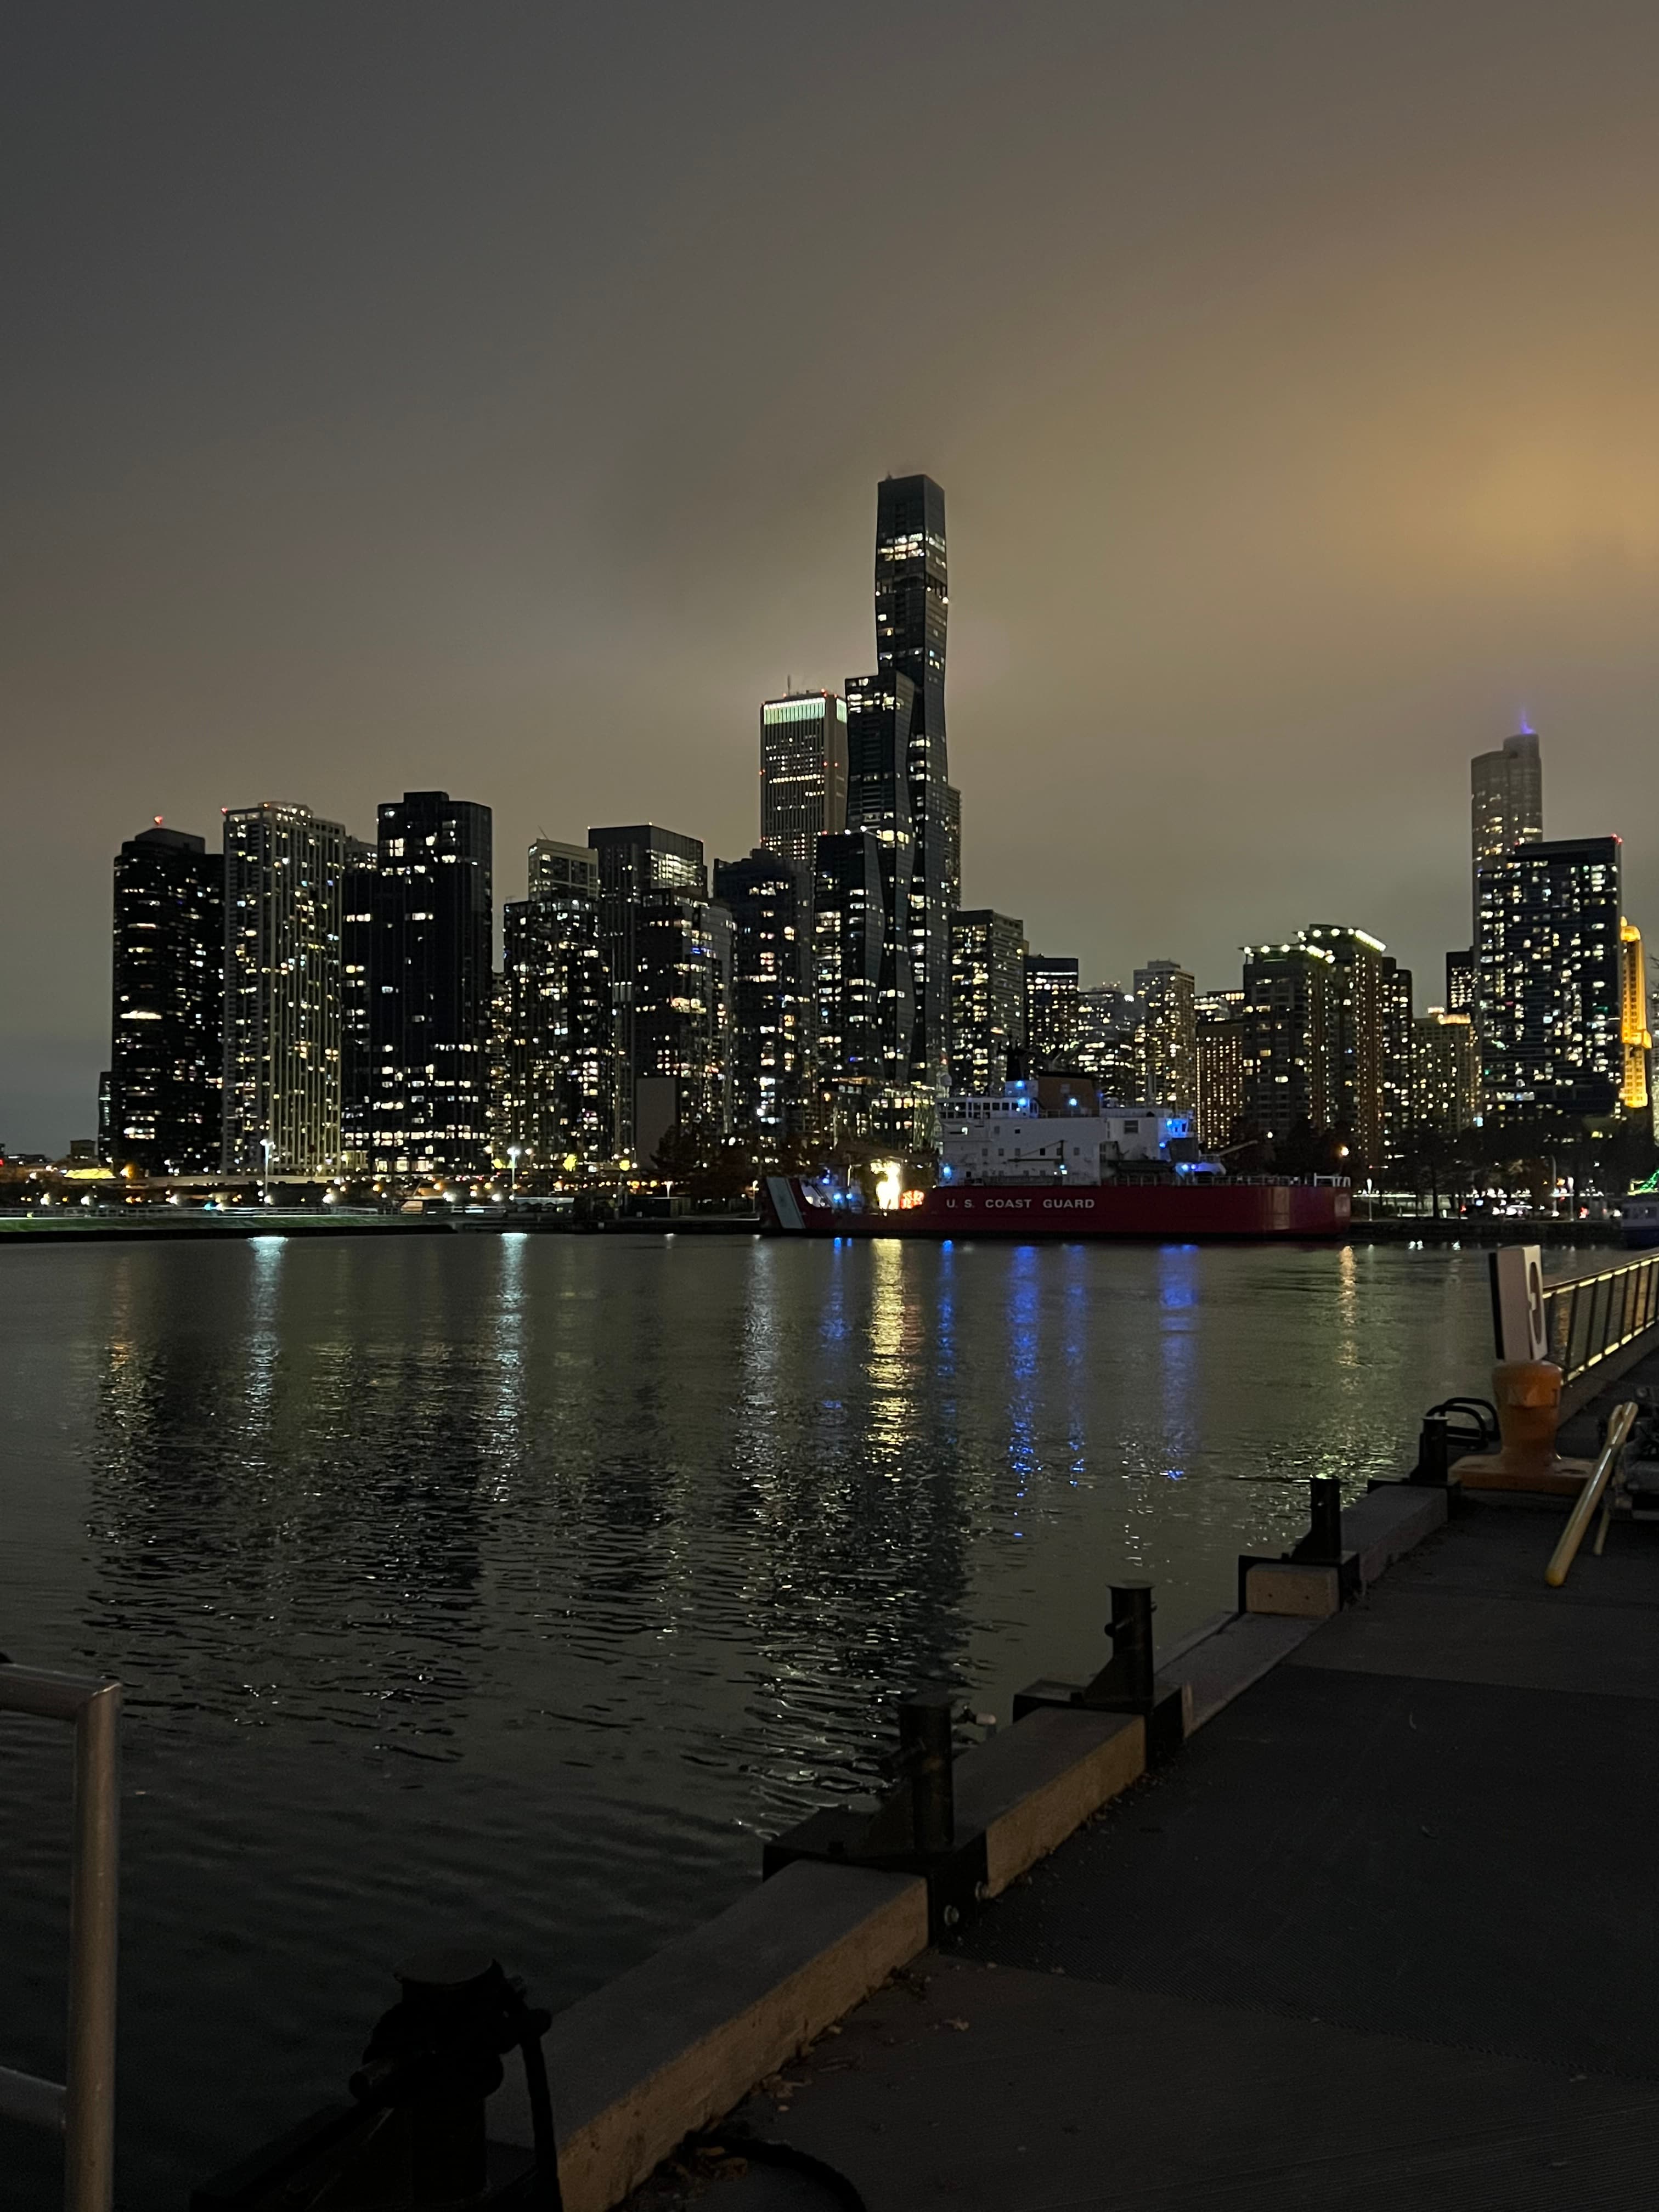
[1545,1402,1639,1588]
[0,1664,121,2212]
[1542,1250,1659,1387]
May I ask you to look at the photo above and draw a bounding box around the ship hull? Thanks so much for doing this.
[762,1178,1350,1240]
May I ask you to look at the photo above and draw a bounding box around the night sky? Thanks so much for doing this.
[5,2,1659,1149]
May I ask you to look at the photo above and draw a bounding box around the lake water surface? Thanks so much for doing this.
[2,1232,1510,2203]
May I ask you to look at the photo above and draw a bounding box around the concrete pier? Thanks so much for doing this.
[589,1359,1659,2209]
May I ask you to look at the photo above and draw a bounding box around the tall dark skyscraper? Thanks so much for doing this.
[498,840,611,1165]
[1477,836,1623,1124]
[714,849,811,1140]
[589,823,730,1161]
[1444,948,1475,1014]
[760,692,848,869]
[1024,954,1080,1070]
[1299,924,1385,1165]
[368,791,493,1177]
[1241,941,1334,1137]
[949,909,1026,1094]
[845,474,952,1092]
[814,828,887,1131]
[109,822,223,1173]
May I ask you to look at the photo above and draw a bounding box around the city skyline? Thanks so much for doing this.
[9,5,1659,1148]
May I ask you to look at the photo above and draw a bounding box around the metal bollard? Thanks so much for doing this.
[897,1696,955,1855]
[1290,1476,1344,1565]
[1413,1412,1450,1483]
[1077,1582,1155,1713]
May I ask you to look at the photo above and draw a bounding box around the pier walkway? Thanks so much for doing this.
[634,1364,1659,2209]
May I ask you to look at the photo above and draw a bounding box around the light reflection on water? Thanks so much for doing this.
[0,1234,1505,2206]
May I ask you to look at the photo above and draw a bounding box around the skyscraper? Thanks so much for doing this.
[1240,942,1335,1137]
[845,475,952,1088]
[1195,989,1247,1151]
[589,824,729,1160]
[814,828,887,1133]
[1471,729,1544,876]
[222,802,346,1175]
[1413,1009,1480,1136]
[1299,924,1386,1166]
[1025,955,1081,1070]
[1622,920,1651,1115]
[340,836,377,1170]
[760,692,848,869]
[1444,949,1475,1014]
[109,822,223,1173]
[844,668,917,1088]
[949,910,1027,1094]
[1077,985,1142,1102]
[368,792,493,1178]
[1476,836,1622,1124]
[499,842,611,1165]
[1471,728,1544,1048]
[714,849,812,1139]
[1133,960,1197,1118]
[1379,955,1416,1173]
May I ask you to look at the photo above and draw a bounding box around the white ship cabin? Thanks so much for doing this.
[939,1082,1189,1187]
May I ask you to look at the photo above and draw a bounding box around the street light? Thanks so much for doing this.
[507,1143,522,1198]
[261,1137,274,1206]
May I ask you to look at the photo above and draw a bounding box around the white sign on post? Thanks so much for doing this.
[1489,1245,1548,1364]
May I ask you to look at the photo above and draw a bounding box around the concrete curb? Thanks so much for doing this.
[953,1707,1146,1897]
[494,1860,926,2210]
[492,1479,1452,2208]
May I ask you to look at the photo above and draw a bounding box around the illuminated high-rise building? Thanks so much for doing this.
[340,836,377,1169]
[589,823,729,1161]
[1024,955,1080,1070]
[1476,836,1622,1124]
[1621,919,1651,1115]
[1195,988,1246,1150]
[1471,729,1543,1045]
[845,474,952,1090]
[222,801,346,1175]
[109,823,223,1173]
[1445,949,1475,1015]
[1133,960,1196,1117]
[760,693,847,870]
[814,829,887,1133]
[1379,955,1416,1172]
[367,792,494,1179]
[1241,941,1335,1137]
[715,849,812,1139]
[949,910,1027,1094]
[1471,729,1544,877]
[499,842,610,1166]
[1077,985,1142,1102]
[1413,1009,1480,1135]
[1299,924,1386,1166]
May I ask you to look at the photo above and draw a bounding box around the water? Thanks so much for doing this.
[1,1231,1505,2204]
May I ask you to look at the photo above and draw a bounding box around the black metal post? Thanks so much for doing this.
[1307,1476,1342,1561]
[1108,1582,1155,1709]
[898,1697,955,1855]
[1414,1412,1449,1483]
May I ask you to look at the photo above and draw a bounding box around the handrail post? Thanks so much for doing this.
[66,1682,120,2212]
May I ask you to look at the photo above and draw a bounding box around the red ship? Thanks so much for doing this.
[760,1175,1351,1241]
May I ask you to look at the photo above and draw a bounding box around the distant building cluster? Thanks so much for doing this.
[100,482,1652,1188]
